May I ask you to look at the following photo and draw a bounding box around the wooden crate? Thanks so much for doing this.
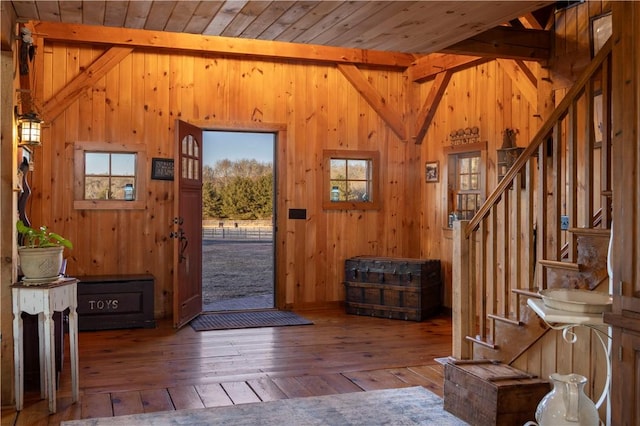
[444,360,550,426]
[344,256,441,321]
[77,274,156,331]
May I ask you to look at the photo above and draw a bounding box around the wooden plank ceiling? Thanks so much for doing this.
[10,1,555,55]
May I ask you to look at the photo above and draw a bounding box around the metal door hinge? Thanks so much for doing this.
[618,346,623,362]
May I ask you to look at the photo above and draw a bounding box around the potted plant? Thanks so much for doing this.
[16,220,73,281]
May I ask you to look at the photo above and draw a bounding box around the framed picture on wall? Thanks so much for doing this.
[151,158,174,180]
[590,12,612,57]
[425,161,439,183]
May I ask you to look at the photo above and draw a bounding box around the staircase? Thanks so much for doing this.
[451,38,613,366]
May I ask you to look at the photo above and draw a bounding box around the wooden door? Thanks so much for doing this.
[172,120,203,328]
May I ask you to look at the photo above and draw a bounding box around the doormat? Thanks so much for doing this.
[190,310,313,331]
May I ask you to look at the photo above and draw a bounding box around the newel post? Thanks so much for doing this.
[452,220,471,359]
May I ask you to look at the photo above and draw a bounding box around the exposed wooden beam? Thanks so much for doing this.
[414,71,452,144]
[0,2,16,51]
[497,59,538,107]
[408,53,489,83]
[32,21,416,68]
[515,60,537,87]
[519,12,544,30]
[41,46,134,122]
[337,64,406,141]
[443,26,551,61]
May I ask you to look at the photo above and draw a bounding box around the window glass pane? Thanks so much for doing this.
[347,181,368,201]
[467,195,478,211]
[182,157,188,178]
[470,174,478,189]
[194,159,199,180]
[188,136,194,156]
[182,137,187,154]
[459,158,470,174]
[110,177,134,200]
[85,176,110,199]
[471,157,480,173]
[193,142,199,158]
[111,153,136,176]
[85,153,109,175]
[330,159,347,179]
[83,152,139,200]
[460,175,470,190]
[347,159,368,180]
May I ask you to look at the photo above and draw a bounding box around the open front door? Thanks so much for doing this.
[172,120,203,328]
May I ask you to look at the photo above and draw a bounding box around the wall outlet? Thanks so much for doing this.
[561,215,569,230]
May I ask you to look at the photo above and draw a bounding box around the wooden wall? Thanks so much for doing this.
[0,1,18,404]
[25,43,421,317]
[30,42,548,317]
[418,59,543,307]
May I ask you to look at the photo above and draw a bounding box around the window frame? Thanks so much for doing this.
[322,149,380,211]
[73,141,147,210]
[445,141,487,227]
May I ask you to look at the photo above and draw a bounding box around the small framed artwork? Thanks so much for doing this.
[425,161,439,183]
[151,158,174,180]
[590,11,612,57]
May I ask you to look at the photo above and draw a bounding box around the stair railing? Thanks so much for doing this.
[452,38,613,360]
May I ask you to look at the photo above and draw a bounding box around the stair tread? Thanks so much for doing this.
[465,335,497,349]
[512,288,542,298]
[568,227,611,237]
[488,313,523,326]
[538,259,582,271]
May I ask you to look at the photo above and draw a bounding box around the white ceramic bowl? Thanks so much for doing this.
[539,288,612,313]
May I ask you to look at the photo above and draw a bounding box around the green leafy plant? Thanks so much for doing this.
[16,220,73,249]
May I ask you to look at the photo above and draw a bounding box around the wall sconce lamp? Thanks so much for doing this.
[16,109,42,146]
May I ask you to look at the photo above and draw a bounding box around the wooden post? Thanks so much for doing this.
[452,220,471,359]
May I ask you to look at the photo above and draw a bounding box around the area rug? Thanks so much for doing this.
[190,310,313,331]
[62,386,468,425]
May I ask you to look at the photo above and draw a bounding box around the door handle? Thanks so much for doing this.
[179,233,189,263]
[170,228,189,263]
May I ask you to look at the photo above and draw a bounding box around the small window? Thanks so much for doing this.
[323,150,380,210]
[74,141,146,210]
[84,152,136,200]
[456,154,481,220]
[446,142,486,226]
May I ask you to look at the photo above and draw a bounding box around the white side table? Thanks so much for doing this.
[12,277,79,413]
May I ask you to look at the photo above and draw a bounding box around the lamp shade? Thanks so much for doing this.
[18,113,42,145]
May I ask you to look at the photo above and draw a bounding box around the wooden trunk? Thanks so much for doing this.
[344,257,441,321]
[76,274,156,331]
[444,361,550,426]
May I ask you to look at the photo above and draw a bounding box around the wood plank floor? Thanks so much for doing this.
[1,308,452,426]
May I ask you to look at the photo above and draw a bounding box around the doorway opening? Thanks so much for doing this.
[201,131,275,312]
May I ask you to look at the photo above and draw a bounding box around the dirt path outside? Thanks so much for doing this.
[202,238,273,310]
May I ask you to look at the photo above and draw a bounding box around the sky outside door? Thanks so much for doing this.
[201,131,275,312]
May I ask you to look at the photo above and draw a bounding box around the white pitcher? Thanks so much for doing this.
[528,373,600,426]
